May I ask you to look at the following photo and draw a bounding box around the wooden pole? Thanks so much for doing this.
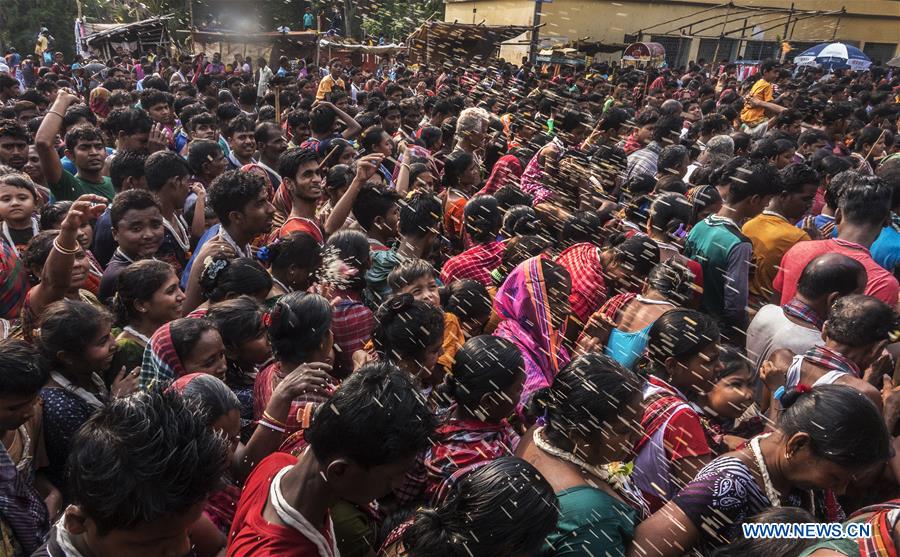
[275,86,281,124]
[711,3,733,64]
[831,7,844,41]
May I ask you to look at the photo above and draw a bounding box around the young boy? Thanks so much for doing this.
[227,362,435,556]
[364,191,442,304]
[99,189,165,301]
[685,160,782,340]
[145,150,197,276]
[36,88,115,201]
[32,389,228,557]
[0,173,39,254]
[92,150,149,267]
[387,258,465,377]
[224,114,257,169]
[0,338,57,555]
[351,185,401,251]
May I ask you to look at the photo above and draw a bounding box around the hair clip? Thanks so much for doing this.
[674,223,687,239]
[795,383,812,394]
[203,257,228,281]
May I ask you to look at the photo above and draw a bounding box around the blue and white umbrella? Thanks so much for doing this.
[794,42,872,71]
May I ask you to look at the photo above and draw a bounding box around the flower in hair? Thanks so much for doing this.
[795,383,813,394]
[203,257,228,281]
[261,312,272,328]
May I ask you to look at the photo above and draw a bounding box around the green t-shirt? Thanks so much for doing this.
[543,485,638,556]
[50,169,115,202]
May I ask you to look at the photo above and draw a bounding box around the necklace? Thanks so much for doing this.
[269,464,339,557]
[533,427,649,517]
[748,433,815,515]
[123,325,152,346]
[762,210,789,223]
[163,213,190,252]
[1,217,39,256]
[50,371,108,410]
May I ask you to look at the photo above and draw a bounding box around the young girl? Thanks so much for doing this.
[39,300,135,495]
[171,370,332,556]
[108,260,184,386]
[20,195,107,343]
[442,151,482,247]
[257,232,322,304]
[205,296,271,441]
[370,293,445,395]
[0,173,39,255]
[139,318,228,389]
[325,229,374,379]
[695,345,759,454]
[442,279,492,339]
[194,256,273,315]
[631,308,722,514]
[253,291,336,452]
[380,457,559,557]
[38,200,102,295]
[422,336,525,504]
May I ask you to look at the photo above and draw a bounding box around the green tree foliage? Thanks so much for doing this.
[356,0,443,43]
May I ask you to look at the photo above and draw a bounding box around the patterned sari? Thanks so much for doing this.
[139,322,188,390]
[493,256,570,410]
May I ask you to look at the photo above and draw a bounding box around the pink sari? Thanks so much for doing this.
[493,256,570,410]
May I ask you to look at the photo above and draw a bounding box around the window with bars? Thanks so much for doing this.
[650,35,690,68]
[863,42,897,65]
[698,38,738,63]
[744,41,778,62]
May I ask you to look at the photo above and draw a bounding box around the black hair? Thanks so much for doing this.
[268,291,333,363]
[205,295,266,349]
[206,170,267,226]
[401,457,558,556]
[109,189,160,229]
[139,89,173,112]
[175,374,241,427]
[325,229,369,291]
[825,294,897,347]
[286,109,310,129]
[215,102,242,122]
[37,300,111,368]
[141,76,170,93]
[254,121,280,145]
[778,384,891,468]
[463,195,501,242]
[399,192,442,238]
[501,205,540,237]
[623,173,657,199]
[199,256,272,303]
[838,174,891,226]
[716,344,751,381]
[168,318,218,364]
[442,150,475,189]
[646,258,696,306]
[326,164,354,191]
[262,231,323,276]
[64,125,104,152]
[310,105,338,135]
[352,185,402,231]
[277,147,319,182]
[108,150,148,192]
[305,361,436,469]
[779,163,819,194]
[61,104,97,132]
[710,507,818,557]
[447,336,523,410]
[0,172,37,200]
[494,185,533,211]
[361,126,389,153]
[529,353,643,450]
[854,126,885,153]
[643,309,719,378]
[388,258,435,292]
[67,389,228,535]
[724,159,782,203]
[658,144,689,173]
[561,210,607,245]
[649,192,692,239]
[223,114,255,138]
[373,294,444,363]
[796,253,866,300]
[418,126,443,150]
[444,279,492,323]
[186,111,216,133]
[113,260,177,326]
[652,114,684,144]
[495,235,551,283]
[0,339,49,396]
[0,119,28,143]
[22,230,63,272]
[187,139,224,176]
[798,129,827,147]
[144,150,190,192]
[607,234,660,278]
[103,108,152,137]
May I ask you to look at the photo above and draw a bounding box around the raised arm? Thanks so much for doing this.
[35,88,80,186]
[29,194,107,315]
[323,153,384,236]
[318,100,362,140]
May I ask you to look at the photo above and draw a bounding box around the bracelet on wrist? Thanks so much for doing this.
[257,419,286,434]
[52,237,80,255]
[261,410,288,429]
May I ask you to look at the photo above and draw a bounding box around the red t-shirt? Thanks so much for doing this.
[773,238,899,306]
[227,453,335,557]
[274,217,325,245]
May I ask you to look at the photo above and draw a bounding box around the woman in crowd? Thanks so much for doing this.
[139,317,227,389]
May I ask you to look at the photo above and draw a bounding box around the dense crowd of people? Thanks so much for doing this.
[0,44,899,557]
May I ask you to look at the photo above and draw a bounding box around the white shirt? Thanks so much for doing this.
[746,304,822,372]
[257,65,274,98]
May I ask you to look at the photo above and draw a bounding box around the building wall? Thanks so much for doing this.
[445,0,900,64]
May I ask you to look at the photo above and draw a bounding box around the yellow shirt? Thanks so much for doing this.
[742,212,810,302]
[315,74,346,101]
[439,312,465,371]
[740,78,773,124]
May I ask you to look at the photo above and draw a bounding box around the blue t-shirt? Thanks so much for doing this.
[62,147,114,175]
[180,223,220,289]
[871,217,900,274]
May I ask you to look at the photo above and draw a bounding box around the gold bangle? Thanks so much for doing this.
[261,410,287,429]
[52,237,80,255]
